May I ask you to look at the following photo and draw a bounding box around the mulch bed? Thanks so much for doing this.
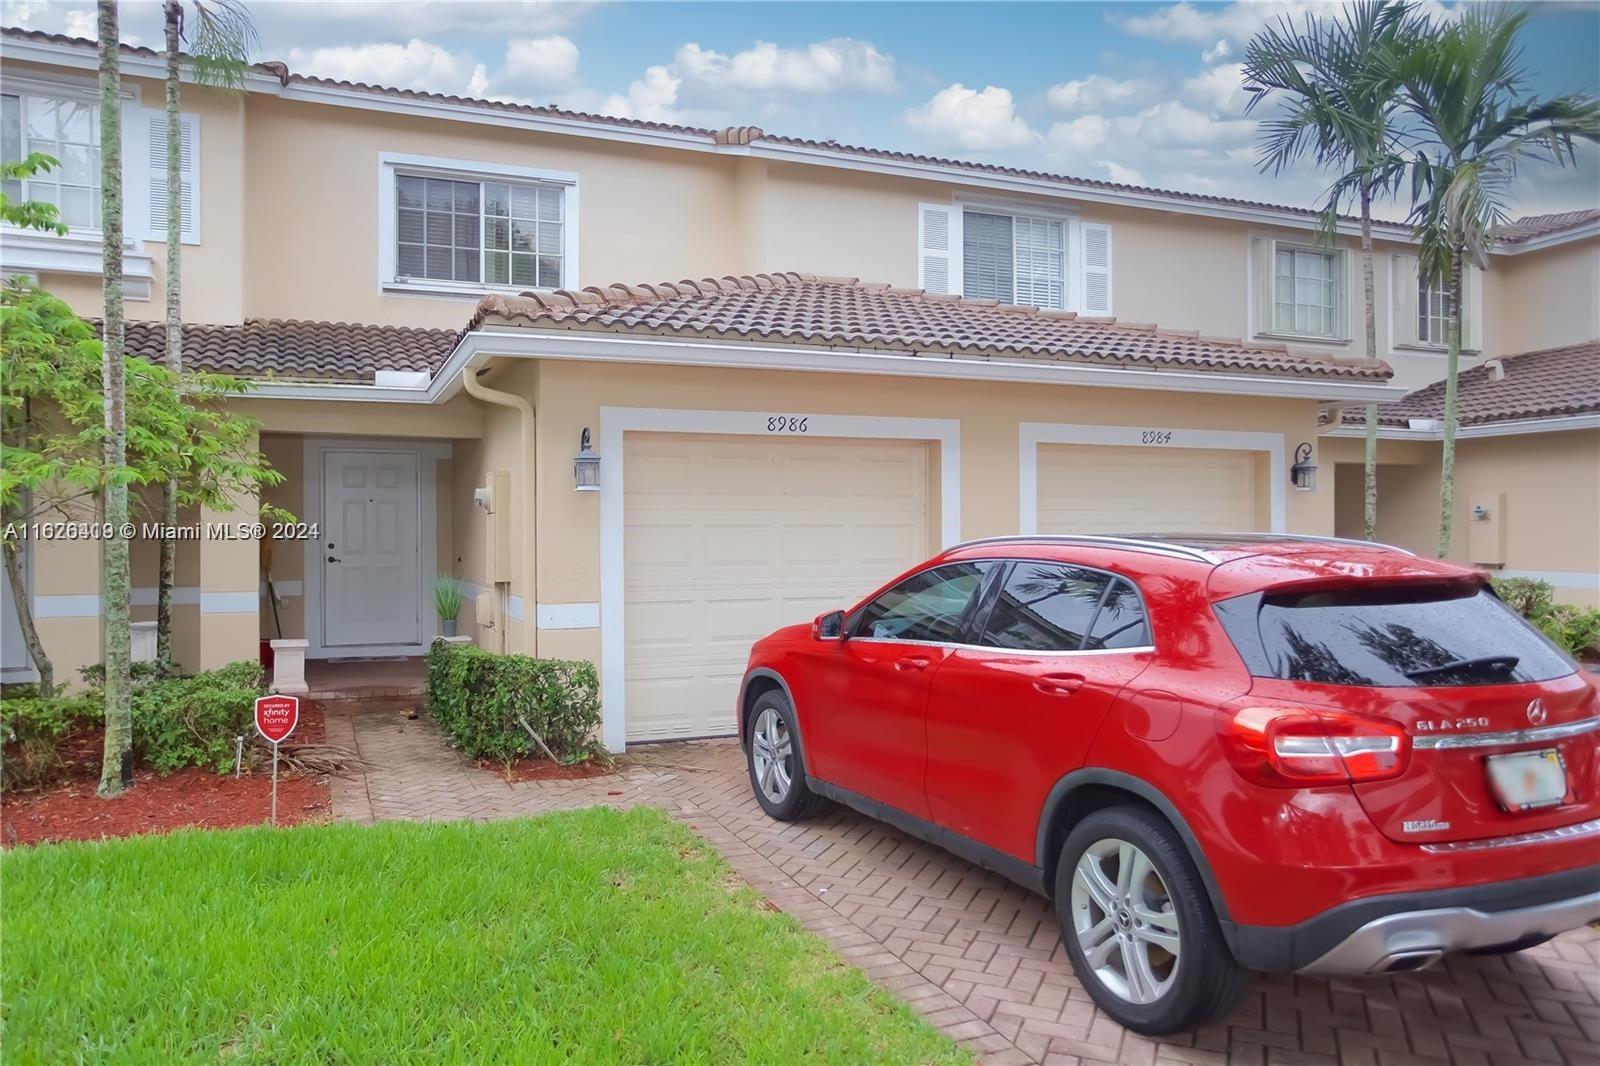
[476,753,620,783]
[2,701,333,849]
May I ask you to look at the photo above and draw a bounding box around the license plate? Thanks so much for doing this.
[1486,749,1568,811]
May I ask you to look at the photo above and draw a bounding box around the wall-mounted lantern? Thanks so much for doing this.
[574,428,600,492]
[1290,442,1318,492]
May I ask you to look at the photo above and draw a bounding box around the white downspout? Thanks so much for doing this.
[463,363,538,657]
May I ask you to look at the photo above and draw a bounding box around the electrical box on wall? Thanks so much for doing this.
[486,470,512,583]
[475,591,497,629]
[1468,492,1505,566]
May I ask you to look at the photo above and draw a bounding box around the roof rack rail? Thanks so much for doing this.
[948,534,1215,564]
[1123,532,1417,557]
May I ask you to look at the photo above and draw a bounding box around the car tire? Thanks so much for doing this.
[1055,806,1245,1035]
[746,690,827,821]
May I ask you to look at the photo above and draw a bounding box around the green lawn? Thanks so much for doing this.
[2,807,967,1064]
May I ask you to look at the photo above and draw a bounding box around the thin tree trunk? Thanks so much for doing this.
[1359,182,1379,541]
[1436,250,1464,560]
[156,0,182,675]
[3,537,52,697]
[98,0,134,798]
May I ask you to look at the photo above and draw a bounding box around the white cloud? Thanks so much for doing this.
[500,36,580,91]
[1098,160,1147,186]
[905,83,1036,150]
[285,38,488,96]
[1046,115,1111,154]
[1046,74,1157,112]
[583,64,686,124]
[1119,2,1315,46]
[1202,38,1233,63]
[1182,63,1251,116]
[266,1,599,37]
[673,38,895,94]
[1123,100,1255,148]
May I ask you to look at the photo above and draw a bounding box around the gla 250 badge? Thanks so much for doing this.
[1413,717,1491,734]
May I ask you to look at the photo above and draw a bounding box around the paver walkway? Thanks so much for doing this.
[327,702,1600,1065]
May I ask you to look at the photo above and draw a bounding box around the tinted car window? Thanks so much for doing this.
[1085,578,1151,650]
[981,564,1110,651]
[1214,584,1575,687]
[853,562,991,643]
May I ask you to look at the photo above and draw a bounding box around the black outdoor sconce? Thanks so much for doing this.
[1290,441,1318,492]
[574,428,600,492]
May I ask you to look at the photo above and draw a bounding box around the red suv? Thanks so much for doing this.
[737,534,1600,1034]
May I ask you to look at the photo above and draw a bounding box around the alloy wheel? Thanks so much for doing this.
[1069,838,1182,1005]
[750,707,794,804]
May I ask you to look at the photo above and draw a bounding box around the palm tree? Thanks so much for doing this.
[155,0,258,672]
[1396,5,1600,557]
[1243,0,1417,542]
[97,0,132,798]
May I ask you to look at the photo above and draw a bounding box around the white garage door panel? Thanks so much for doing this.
[1038,443,1258,534]
[624,434,929,741]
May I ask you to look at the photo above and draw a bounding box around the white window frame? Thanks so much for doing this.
[957,199,1076,311]
[377,151,579,299]
[1270,242,1343,340]
[1248,235,1349,344]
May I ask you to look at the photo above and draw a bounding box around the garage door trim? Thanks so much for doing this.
[1018,422,1286,535]
[599,406,961,752]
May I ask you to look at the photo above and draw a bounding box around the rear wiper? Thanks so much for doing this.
[1404,654,1519,680]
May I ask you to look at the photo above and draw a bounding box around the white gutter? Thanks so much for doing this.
[1323,413,1600,440]
[461,362,538,658]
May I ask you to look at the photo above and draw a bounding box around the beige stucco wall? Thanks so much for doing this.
[1330,430,1600,606]
[1482,238,1600,358]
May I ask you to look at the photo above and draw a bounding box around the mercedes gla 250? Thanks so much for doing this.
[737,533,1600,1034]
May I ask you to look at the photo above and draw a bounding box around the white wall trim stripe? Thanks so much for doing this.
[599,406,962,753]
[537,602,600,630]
[31,594,102,619]
[1018,422,1288,534]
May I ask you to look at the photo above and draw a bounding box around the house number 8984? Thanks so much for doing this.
[767,416,809,433]
[1141,430,1174,445]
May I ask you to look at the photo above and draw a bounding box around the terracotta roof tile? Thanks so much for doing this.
[468,272,1391,382]
[113,319,457,382]
[1495,210,1600,244]
[1342,340,1600,428]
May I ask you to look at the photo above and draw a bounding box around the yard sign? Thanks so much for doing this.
[254,695,299,825]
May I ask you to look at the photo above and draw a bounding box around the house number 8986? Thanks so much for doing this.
[767,416,809,433]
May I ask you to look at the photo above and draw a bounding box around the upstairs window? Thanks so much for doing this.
[395,174,565,288]
[1416,270,1465,346]
[2,92,101,231]
[962,209,1066,309]
[1272,246,1339,337]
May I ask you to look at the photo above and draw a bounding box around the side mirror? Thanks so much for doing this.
[812,610,847,642]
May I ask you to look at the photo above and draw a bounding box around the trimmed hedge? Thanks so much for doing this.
[130,660,265,774]
[426,640,603,766]
[1,693,97,789]
[1493,577,1600,657]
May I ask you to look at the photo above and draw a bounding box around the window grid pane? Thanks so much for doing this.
[1013,216,1065,310]
[962,211,1015,303]
[397,174,563,287]
[1273,248,1337,336]
[5,94,102,230]
[1418,273,1451,344]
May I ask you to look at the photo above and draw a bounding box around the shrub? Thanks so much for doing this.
[426,640,603,766]
[78,660,165,690]
[1492,577,1600,657]
[130,660,264,774]
[1,694,97,789]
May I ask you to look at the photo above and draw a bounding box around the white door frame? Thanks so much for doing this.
[599,406,962,752]
[302,437,452,659]
[1018,422,1287,534]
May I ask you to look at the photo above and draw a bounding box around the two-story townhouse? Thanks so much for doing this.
[3,29,1595,748]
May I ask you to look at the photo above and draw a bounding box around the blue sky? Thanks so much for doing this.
[6,1,1598,216]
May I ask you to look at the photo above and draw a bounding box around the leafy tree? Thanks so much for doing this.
[155,0,259,672]
[98,0,134,797]
[1,282,285,700]
[1244,0,1418,541]
[1395,5,1600,557]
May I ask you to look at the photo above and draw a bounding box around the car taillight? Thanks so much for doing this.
[1219,705,1409,788]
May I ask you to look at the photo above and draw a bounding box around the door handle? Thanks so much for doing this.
[894,656,932,672]
[327,555,341,563]
[1034,674,1084,696]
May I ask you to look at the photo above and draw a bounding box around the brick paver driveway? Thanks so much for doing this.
[327,703,1600,1065]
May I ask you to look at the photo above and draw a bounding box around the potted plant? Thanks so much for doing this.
[433,575,465,637]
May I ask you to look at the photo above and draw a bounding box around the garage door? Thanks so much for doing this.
[624,434,930,741]
[1037,443,1260,534]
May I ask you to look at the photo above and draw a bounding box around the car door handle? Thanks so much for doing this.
[894,656,932,672]
[1034,674,1085,696]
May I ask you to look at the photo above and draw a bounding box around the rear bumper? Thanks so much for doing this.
[1225,864,1600,974]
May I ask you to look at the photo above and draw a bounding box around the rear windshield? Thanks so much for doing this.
[1212,584,1576,687]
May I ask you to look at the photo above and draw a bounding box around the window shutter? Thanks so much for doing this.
[918,202,961,294]
[1078,222,1112,314]
[148,111,200,243]
[1251,237,1277,334]
[1464,264,1483,350]
[1392,254,1420,346]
